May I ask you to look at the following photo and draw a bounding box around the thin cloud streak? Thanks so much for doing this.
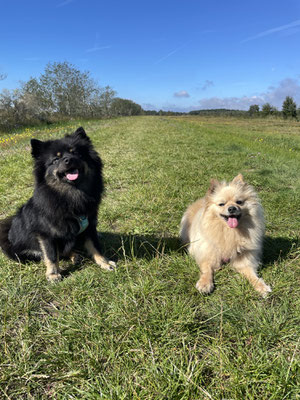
[57,0,74,8]
[242,19,300,43]
[86,45,111,53]
[154,41,190,65]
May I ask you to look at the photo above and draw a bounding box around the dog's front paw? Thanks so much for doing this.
[108,260,117,270]
[104,260,117,271]
[255,280,272,298]
[99,259,117,271]
[196,278,214,294]
[46,273,62,282]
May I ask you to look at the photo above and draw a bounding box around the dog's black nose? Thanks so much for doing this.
[228,206,237,214]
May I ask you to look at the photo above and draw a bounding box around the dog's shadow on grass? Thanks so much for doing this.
[99,231,182,261]
[62,232,297,277]
[61,232,182,277]
[99,233,297,265]
[262,235,298,268]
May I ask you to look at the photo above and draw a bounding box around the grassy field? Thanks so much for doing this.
[0,116,299,399]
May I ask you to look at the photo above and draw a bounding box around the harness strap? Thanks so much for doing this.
[77,216,89,234]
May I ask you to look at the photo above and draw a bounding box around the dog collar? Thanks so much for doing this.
[77,216,89,234]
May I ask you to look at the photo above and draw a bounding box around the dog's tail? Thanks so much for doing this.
[179,213,190,246]
[0,216,18,260]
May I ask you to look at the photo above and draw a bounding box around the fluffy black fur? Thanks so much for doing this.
[0,127,115,280]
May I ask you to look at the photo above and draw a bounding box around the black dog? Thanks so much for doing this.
[0,127,116,281]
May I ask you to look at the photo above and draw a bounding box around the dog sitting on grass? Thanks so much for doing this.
[0,127,116,281]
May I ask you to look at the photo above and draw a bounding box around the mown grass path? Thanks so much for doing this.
[0,116,299,399]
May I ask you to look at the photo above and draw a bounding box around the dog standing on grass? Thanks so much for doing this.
[180,174,271,297]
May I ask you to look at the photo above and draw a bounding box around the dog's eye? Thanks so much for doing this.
[70,149,80,156]
[52,157,60,165]
[218,203,225,207]
[236,200,243,205]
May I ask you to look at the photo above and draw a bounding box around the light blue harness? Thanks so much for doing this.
[77,216,89,234]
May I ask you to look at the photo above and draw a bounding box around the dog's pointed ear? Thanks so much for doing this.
[232,174,245,185]
[208,179,219,194]
[72,127,90,142]
[31,139,44,158]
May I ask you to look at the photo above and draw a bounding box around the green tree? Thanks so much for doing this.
[261,103,271,116]
[0,88,39,127]
[99,86,117,117]
[111,98,143,116]
[41,61,99,116]
[0,62,120,129]
[261,103,278,117]
[282,96,297,119]
[21,78,52,120]
[248,104,260,116]
[19,62,101,118]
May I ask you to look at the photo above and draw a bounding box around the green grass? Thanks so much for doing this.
[0,116,299,399]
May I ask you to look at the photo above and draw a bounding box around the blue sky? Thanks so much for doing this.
[1,0,300,111]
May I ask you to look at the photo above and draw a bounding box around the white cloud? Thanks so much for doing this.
[263,78,300,107]
[146,78,300,112]
[201,80,214,91]
[142,103,158,110]
[174,90,190,98]
[162,104,192,112]
[197,78,300,110]
[198,96,262,110]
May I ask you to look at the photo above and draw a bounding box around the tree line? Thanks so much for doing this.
[248,96,300,119]
[189,97,300,119]
[148,96,300,119]
[1,62,299,131]
[0,62,143,131]
[188,109,247,117]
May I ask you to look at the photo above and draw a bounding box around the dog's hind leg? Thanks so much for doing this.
[70,252,83,266]
[38,237,61,282]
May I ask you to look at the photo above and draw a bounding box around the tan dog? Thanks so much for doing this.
[180,174,271,297]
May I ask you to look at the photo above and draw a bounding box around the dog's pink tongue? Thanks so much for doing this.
[66,170,79,181]
[227,217,238,228]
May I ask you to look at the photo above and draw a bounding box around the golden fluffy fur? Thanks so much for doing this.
[180,174,271,297]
